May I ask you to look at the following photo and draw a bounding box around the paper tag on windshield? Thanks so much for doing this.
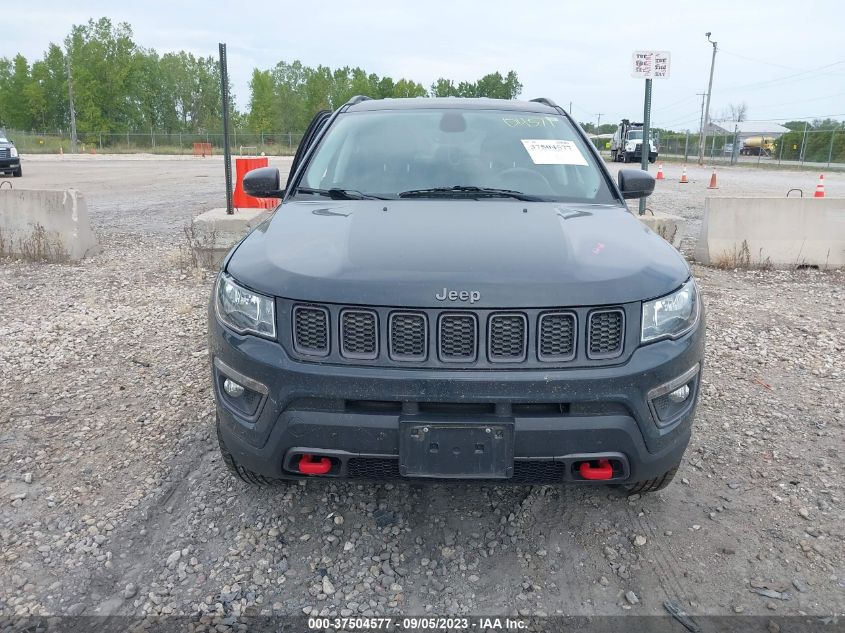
[520,139,588,165]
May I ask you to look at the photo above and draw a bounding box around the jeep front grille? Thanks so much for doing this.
[538,312,576,361]
[293,306,329,356]
[340,309,378,359]
[0,148,9,159]
[588,309,625,359]
[287,302,629,368]
[389,312,427,361]
[438,314,478,362]
[488,314,527,362]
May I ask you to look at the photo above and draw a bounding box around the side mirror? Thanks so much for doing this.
[618,169,655,199]
[243,167,284,198]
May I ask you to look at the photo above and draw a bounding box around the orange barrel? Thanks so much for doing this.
[232,157,279,209]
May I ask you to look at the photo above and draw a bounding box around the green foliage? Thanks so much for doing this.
[0,17,223,135]
[0,15,523,138]
[776,119,845,162]
[430,71,522,99]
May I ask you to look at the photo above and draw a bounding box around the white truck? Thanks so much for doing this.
[610,119,657,163]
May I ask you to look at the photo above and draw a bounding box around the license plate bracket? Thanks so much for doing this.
[399,421,514,479]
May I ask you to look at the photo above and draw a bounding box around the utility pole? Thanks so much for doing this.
[698,32,718,165]
[66,57,78,154]
[696,92,707,159]
[595,113,604,132]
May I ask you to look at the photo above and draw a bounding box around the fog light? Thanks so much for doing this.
[667,384,690,403]
[223,378,245,398]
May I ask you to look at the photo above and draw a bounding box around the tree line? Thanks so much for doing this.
[0,17,523,136]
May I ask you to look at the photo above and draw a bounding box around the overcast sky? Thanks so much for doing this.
[6,1,845,130]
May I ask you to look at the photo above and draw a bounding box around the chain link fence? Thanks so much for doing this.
[10,125,845,168]
[592,126,845,168]
[6,130,307,156]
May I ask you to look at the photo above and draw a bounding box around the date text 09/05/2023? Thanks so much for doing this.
[307,616,529,630]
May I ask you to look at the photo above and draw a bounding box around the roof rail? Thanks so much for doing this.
[346,95,373,106]
[530,97,560,109]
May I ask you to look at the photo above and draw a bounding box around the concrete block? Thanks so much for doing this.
[190,207,270,267]
[637,210,684,247]
[0,188,100,261]
[696,197,845,268]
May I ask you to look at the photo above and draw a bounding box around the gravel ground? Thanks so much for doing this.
[0,157,843,623]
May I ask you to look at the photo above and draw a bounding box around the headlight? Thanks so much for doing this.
[215,273,276,339]
[10,147,18,158]
[625,143,635,151]
[641,278,699,343]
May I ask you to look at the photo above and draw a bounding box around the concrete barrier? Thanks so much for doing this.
[637,210,684,248]
[696,197,845,268]
[190,207,270,268]
[0,188,100,261]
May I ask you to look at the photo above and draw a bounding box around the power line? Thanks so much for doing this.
[750,92,845,110]
[720,59,845,93]
[719,49,799,71]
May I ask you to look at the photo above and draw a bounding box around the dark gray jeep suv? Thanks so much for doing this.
[208,96,704,493]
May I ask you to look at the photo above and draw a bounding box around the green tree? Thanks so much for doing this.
[0,54,35,129]
[247,69,277,132]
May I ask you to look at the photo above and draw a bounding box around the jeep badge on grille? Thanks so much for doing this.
[435,288,481,304]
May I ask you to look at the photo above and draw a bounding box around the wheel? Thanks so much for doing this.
[216,418,291,487]
[624,463,680,494]
[12,166,22,177]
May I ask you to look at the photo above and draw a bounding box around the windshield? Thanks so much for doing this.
[298,109,615,203]
[0,137,8,143]
[627,130,643,140]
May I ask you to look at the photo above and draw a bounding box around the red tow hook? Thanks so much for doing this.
[298,454,332,475]
[579,459,614,480]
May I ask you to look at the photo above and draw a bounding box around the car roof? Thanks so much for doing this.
[346,97,560,114]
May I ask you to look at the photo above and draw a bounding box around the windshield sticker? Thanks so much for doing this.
[521,139,588,166]
[502,117,558,128]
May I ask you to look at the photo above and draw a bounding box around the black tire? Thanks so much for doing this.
[624,463,680,495]
[13,166,22,177]
[216,419,291,487]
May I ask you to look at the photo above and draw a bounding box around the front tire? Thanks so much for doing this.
[624,463,680,494]
[12,166,22,177]
[216,418,291,487]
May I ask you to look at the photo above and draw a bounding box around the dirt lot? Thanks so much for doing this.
[0,157,843,624]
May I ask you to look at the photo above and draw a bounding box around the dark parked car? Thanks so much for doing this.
[208,96,704,493]
[0,131,22,177]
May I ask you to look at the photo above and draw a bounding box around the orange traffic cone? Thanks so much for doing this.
[707,167,718,189]
[655,163,665,180]
[679,166,689,184]
[814,174,825,198]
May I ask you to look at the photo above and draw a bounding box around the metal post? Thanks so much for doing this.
[684,130,689,162]
[731,125,739,165]
[698,34,718,165]
[778,133,784,165]
[66,58,78,154]
[827,127,837,167]
[638,78,652,215]
[799,121,808,166]
[219,43,234,215]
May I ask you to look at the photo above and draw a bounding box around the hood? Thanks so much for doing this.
[226,200,689,308]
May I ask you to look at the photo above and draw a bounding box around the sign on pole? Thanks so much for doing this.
[631,50,670,215]
[632,51,671,79]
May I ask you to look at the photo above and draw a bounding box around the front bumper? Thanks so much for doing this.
[209,305,705,484]
[0,158,20,170]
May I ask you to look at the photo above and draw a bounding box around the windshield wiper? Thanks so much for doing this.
[397,186,543,201]
[296,187,387,200]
